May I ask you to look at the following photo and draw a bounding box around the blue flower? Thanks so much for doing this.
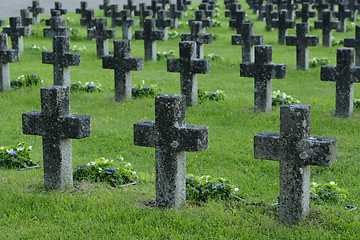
[8,151,16,156]
[32,73,38,77]
[144,86,149,90]
[204,189,209,192]
[88,84,95,88]
[211,92,216,95]
[192,188,197,191]
[132,87,135,89]
[72,82,77,85]
[326,194,329,197]
[311,194,317,198]
[197,184,201,187]
[76,167,85,170]
[322,60,327,63]
[14,79,18,82]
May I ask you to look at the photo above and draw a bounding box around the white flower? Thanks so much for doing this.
[142,80,145,85]
[0,147,4,150]
[311,182,317,187]
[234,188,239,192]
[17,147,24,151]
[132,171,136,175]
[104,159,108,163]
[330,181,335,185]
[91,161,96,166]
[99,168,103,172]
[6,149,13,153]
[86,163,90,166]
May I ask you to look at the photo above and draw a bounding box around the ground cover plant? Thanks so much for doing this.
[1,1,360,238]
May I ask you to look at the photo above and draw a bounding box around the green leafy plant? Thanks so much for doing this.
[0,142,37,169]
[156,50,176,60]
[272,90,300,106]
[71,81,102,93]
[73,156,137,187]
[70,28,82,40]
[11,74,44,89]
[354,99,360,109]
[212,19,221,27]
[204,53,223,61]
[132,80,161,99]
[332,39,344,46]
[198,88,226,104]
[310,181,349,204]
[168,31,180,39]
[309,57,331,68]
[71,45,87,53]
[186,174,240,202]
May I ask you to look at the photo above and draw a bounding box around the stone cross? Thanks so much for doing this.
[312,0,329,20]
[52,2,67,15]
[295,2,316,25]
[42,36,80,86]
[176,0,191,12]
[135,18,164,61]
[254,104,337,225]
[327,0,337,11]
[262,3,277,31]
[167,4,183,29]
[3,17,29,54]
[76,1,88,21]
[28,0,44,24]
[159,0,170,10]
[110,4,121,28]
[135,3,153,28]
[229,10,246,33]
[232,21,264,63]
[271,10,295,45]
[314,11,339,47]
[88,18,116,59]
[283,0,298,20]
[189,10,212,28]
[0,33,19,92]
[102,39,143,101]
[147,0,161,18]
[181,21,212,59]
[252,0,264,16]
[225,3,242,20]
[134,94,209,209]
[240,45,286,112]
[333,2,353,33]
[81,9,96,29]
[321,48,360,117]
[20,9,34,29]
[123,0,137,17]
[167,41,210,107]
[99,0,111,17]
[43,10,71,38]
[156,10,173,41]
[115,10,137,40]
[286,23,319,70]
[344,25,360,66]
[22,86,91,190]
[199,3,215,18]
[348,0,360,22]
[225,0,238,9]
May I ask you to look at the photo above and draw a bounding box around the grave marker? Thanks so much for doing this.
[110,4,121,28]
[99,0,111,17]
[43,10,71,38]
[167,4,182,29]
[115,10,137,40]
[20,9,34,29]
[181,21,212,59]
[344,25,360,66]
[0,33,19,92]
[314,11,339,47]
[225,3,242,20]
[189,10,212,28]
[88,18,116,58]
[156,10,173,41]
[81,9,96,29]
[76,1,88,20]
[295,2,316,25]
[3,17,29,54]
[28,0,44,24]
[271,10,295,45]
[312,0,329,20]
[52,2,67,15]
[147,0,161,17]
[229,10,246,32]
[334,2,353,33]
[123,0,137,17]
[135,3,153,28]
[199,3,215,18]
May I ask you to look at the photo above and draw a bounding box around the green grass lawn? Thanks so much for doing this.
[1,1,360,238]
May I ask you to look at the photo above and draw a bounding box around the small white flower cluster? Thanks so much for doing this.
[71,45,87,52]
[27,44,47,51]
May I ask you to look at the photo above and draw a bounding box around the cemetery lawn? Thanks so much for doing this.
[1,2,360,239]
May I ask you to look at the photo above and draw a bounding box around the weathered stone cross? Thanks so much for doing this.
[0,33,19,92]
[189,10,212,28]
[43,10,70,38]
[181,21,212,59]
[134,94,208,208]
[99,0,111,17]
[156,10,173,41]
[333,2,353,33]
[229,10,246,32]
[314,11,339,47]
[20,9,34,28]
[109,4,121,28]
[135,3,153,28]
[167,41,210,107]
[76,1,88,21]
[199,3,215,18]
[295,2,316,25]
[225,3,242,20]
[167,4,182,29]
[3,17,29,54]
[28,0,44,24]
[312,0,329,20]
[102,39,143,101]
[123,0,137,17]
[254,104,337,224]
[81,9,96,29]
[261,3,277,31]
[22,86,91,190]
[88,18,116,58]
[147,0,161,18]
[240,45,286,112]
[271,10,295,45]
[52,2,67,15]
[344,25,360,66]
[116,10,137,40]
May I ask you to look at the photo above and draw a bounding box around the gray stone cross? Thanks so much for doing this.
[134,94,209,209]
[135,18,164,61]
[99,0,111,17]
[189,10,212,28]
[229,10,246,32]
[159,0,170,10]
[181,21,212,59]
[167,41,210,107]
[254,104,337,225]
[22,86,91,190]
[344,25,360,66]
[43,10,71,38]
[321,48,360,117]
[42,36,81,86]
[295,2,316,25]
[199,3,215,18]
[52,2,67,15]
[81,9,96,29]
[115,10,137,40]
[286,23,319,70]
[102,40,143,101]
[88,18,116,59]
[225,3,242,20]
[0,33,19,92]
[232,21,264,63]
[261,3,277,31]
[110,4,121,28]
[123,0,137,17]
[314,11,339,47]
[348,0,360,22]
[156,10,173,41]
[28,0,44,24]
[334,2,353,33]
[76,1,88,20]
[271,10,295,45]
[20,9,34,28]
[167,4,183,29]
[135,3,153,28]
[312,0,329,20]
[3,17,29,54]
[147,0,161,18]
[240,45,286,112]
[176,0,191,12]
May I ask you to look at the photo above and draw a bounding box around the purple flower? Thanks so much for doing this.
[8,151,16,156]
[214,54,219,57]
[32,73,38,77]
[144,86,149,90]
[76,167,85,170]
[204,189,209,192]
[14,79,18,82]
[322,60,327,63]
[132,87,136,90]
[279,98,284,102]
[211,92,216,96]
[326,194,329,197]
[192,188,197,191]
[107,167,116,171]
[72,82,77,85]
[197,184,201,187]
[311,194,317,198]
[88,84,95,88]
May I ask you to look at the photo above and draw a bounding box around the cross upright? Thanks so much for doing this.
[28,0,44,24]
[52,2,67,15]
[176,0,191,12]
[232,21,264,63]
[286,23,319,70]
[20,9,34,28]
[135,3,153,28]
[76,1,88,20]
[252,0,264,15]
[225,0,238,9]
[147,0,161,18]
[321,48,360,117]
[344,25,360,66]
[135,18,164,61]
[348,0,360,22]
[22,86,91,190]
[181,21,212,59]
[225,3,242,20]
[42,36,81,86]
[312,0,329,20]
[240,45,286,112]
[43,10,71,38]
[102,40,143,101]
[229,10,246,33]
[159,0,170,10]
[271,10,295,45]
[0,33,19,92]
[167,4,183,29]
[284,0,298,20]
[189,10,212,28]
[295,2,316,25]
[110,4,121,28]
[81,9,96,29]
[99,0,111,17]
[334,2,353,33]
[314,11,339,47]
[167,41,210,107]
[156,10,173,41]
[254,104,337,224]
[123,0,137,17]
[3,17,29,54]
[88,18,116,58]
[199,3,215,18]
[262,3,277,31]
[115,10,137,40]
[134,94,209,209]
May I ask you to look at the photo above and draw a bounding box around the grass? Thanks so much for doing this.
[1,1,360,238]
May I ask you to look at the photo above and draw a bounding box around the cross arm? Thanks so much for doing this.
[59,114,91,139]
[22,111,44,136]
[330,21,340,30]
[125,57,144,71]
[102,55,115,69]
[134,30,144,40]
[63,53,81,67]
[320,65,337,82]
[134,120,158,148]
[0,49,19,63]
[344,38,357,48]
[105,29,116,39]
[151,30,165,41]
[177,125,209,152]
[240,62,255,77]
[350,67,360,83]
[251,35,263,45]
[266,64,287,79]
[181,33,192,41]
[297,136,337,166]
[313,20,323,29]
[167,58,182,73]
[254,132,281,161]
[285,35,298,46]
[42,52,55,64]
[270,19,279,28]
[231,34,243,45]
[304,36,319,47]
[286,21,295,28]
[197,34,212,44]
[191,59,210,74]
